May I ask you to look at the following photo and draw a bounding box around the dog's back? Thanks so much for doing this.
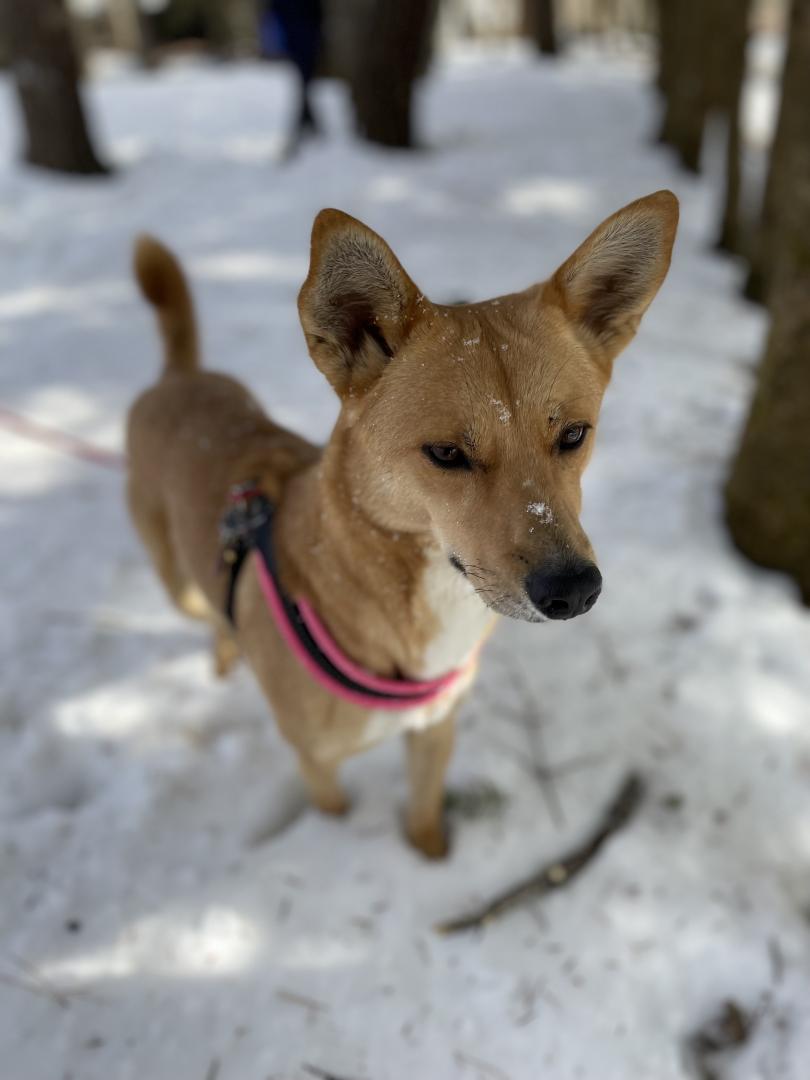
[126,236,318,611]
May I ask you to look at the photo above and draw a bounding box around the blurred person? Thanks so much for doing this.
[261,0,324,153]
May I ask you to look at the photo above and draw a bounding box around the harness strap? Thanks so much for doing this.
[220,486,466,711]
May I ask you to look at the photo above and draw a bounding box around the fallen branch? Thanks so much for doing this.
[303,1066,362,1080]
[453,1049,511,1080]
[276,989,328,1015]
[0,971,73,1009]
[435,773,644,934]
[0,951,101,1009]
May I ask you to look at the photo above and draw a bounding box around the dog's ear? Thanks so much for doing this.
[543,190,678,363]
[298,210,421,396]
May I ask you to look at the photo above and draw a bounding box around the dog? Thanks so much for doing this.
[127,191,678,858]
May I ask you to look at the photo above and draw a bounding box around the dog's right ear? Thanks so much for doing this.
[298,210,421,397]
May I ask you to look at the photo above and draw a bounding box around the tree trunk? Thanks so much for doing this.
[743,3,800,303]
[202,0,259,57]
[107,0,141,53]
[726,0,810,602]
[349,0,437,149]
[706,0,752,253]
[654,0,678,98]
[656,0,750,231]
[657,0,708,171]
[2,0,108,175]
[524,0,558,56]
[106,0,158,67]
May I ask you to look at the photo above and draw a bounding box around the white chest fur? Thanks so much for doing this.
[416,547,495,679]
[363,549,494,746]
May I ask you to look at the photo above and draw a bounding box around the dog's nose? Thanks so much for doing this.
[525,561,602,620]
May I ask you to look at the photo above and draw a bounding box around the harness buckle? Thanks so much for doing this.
[219,482,271,562]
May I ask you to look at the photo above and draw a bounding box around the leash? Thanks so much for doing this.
[0,405,126,471]
[220,484,467,711]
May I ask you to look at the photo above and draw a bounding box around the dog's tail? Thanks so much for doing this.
[134,235,199,374]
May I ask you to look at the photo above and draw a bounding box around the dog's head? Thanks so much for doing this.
[298,193,678,622]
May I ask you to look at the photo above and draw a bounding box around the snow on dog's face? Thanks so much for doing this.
[299,195,678,622]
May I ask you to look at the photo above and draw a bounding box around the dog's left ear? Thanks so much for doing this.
[298,209,421,397]
[543,190,679,363]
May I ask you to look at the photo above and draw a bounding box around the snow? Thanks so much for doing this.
[2,41,810,1080]
[526,501,554,524]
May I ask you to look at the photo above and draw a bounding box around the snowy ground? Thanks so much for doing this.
[2,41,810,1080]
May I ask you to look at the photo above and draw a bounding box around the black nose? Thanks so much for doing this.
[526,561,602,620]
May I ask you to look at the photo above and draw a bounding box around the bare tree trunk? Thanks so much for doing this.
[107,0,142,53]
[707,0,752,253]
[106,0,158,67]
[349,0,437,149]
[656,0,750,241]
[2,0,108,175]
[657,0,707,171]
[202,0,259,57]
[744,4,799,303]
[726,0,810,602]
[654,0,678,98]
[524,0,558,56]
[716,82,745,252]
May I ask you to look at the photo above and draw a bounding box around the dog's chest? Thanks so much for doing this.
[416,549,494,679]
[363,551,493,745]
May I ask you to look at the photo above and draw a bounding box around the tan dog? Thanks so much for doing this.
[127,192,678,857]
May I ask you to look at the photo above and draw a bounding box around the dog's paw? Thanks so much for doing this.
[213,635,240,679]
[406,821,450,860]
[213,655,239,679]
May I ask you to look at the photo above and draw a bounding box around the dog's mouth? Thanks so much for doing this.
[448,553,547,623]
[480,592,548,623]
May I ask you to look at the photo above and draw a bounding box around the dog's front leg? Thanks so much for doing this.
[297,752,350,817]
[404,709,456,860]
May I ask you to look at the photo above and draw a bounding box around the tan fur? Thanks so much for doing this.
[126,194,678,858]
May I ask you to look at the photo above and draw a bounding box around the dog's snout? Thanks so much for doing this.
[525,561,602,620]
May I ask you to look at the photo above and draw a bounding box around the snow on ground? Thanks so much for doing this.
[1,41,810,1080]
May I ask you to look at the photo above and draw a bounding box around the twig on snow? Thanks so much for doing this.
[435,773,644,934]
[0,971,73,1009]
[684,1000,754,1080]
[453,1049,511,1080]
[303,1065,363,1080]
[482,656,604,829]
[277,989,329,1016]
[506,660,566,827]
[0,952,100,1009]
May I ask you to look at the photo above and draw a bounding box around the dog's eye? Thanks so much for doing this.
[559,424,588,451]
[423,444,470,470]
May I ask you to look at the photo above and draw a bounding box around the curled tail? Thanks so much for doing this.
[134,234,199,374]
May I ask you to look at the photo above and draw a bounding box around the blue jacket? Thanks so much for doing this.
[262,0,323,77]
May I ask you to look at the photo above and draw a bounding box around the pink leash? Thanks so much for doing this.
[0,406,125,471]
